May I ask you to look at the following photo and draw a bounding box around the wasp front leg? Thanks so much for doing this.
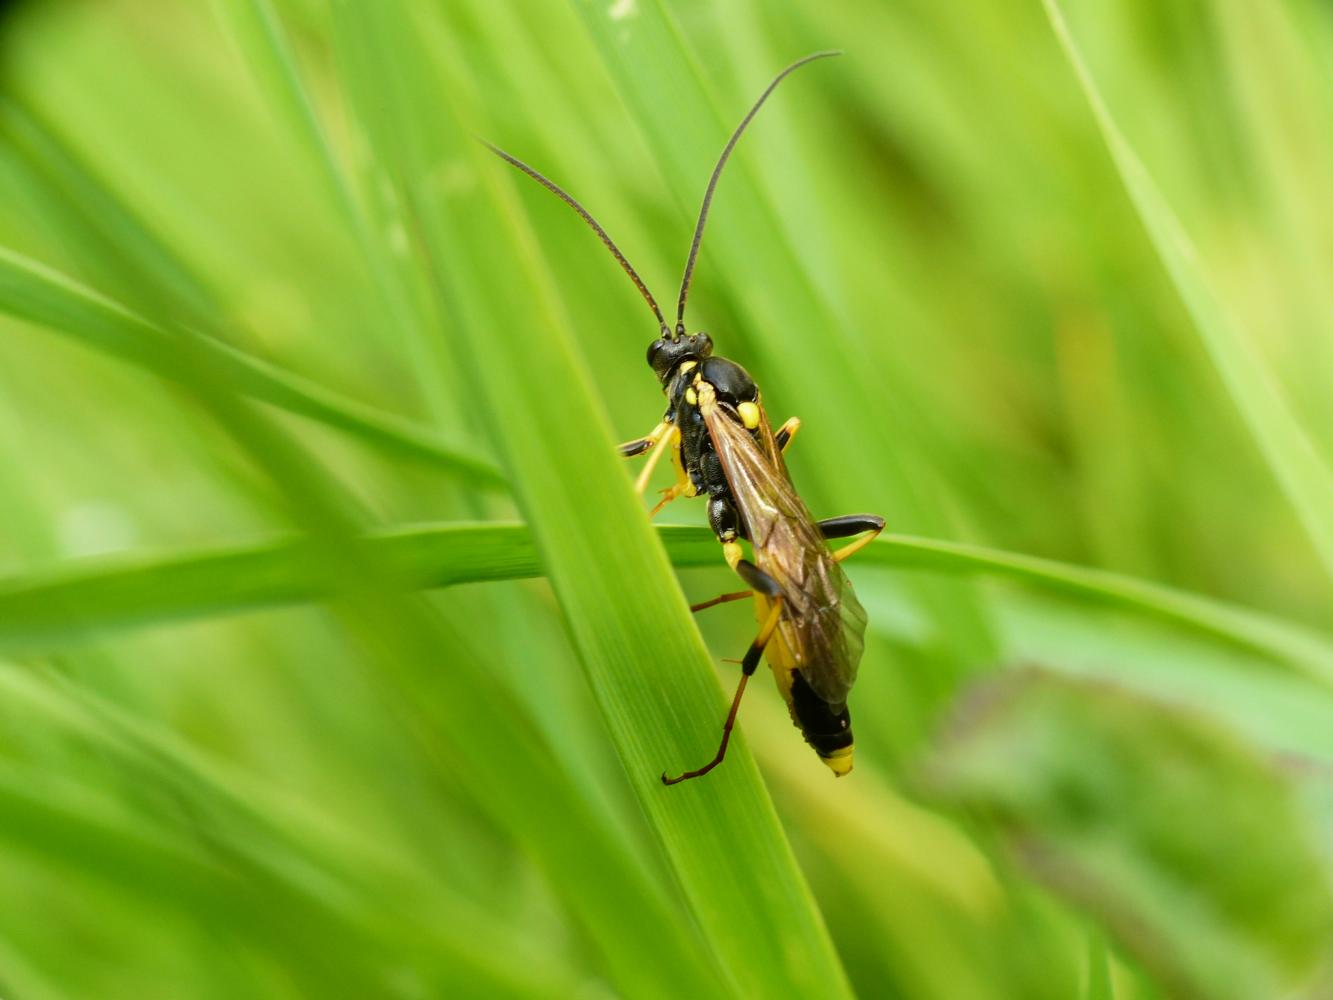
[618,438,656,458]
[819,514,885,563]
[648,427,700,517]
[619,420,666,459]
[774,416,801,454]
[617,421,678,496]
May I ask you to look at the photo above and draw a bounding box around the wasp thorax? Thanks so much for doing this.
[647,331,714,383]
[699,356,758,405]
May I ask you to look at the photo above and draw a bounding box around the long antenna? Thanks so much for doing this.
[675,51,841,333]
[480,139,670,337]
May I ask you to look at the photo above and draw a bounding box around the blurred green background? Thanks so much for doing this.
[0,0,1330,997]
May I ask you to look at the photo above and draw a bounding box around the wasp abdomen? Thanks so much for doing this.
[788,670,854,775]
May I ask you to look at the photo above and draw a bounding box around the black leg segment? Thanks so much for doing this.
[662,588,785,786]
[735,558,782,600]
[618,437,654,457]
[660,673,751,785]
[817,514,885,540]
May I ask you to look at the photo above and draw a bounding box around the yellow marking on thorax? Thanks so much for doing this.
[737,401,760,429]
[696,380,718,414]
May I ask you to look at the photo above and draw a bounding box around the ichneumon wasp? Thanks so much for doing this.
[484,51,883,783]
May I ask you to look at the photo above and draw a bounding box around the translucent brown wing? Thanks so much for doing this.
[703,398,866,707]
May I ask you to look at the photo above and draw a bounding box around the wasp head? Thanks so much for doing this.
[647,330,713,384]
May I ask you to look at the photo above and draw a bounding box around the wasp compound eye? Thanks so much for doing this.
[647,337,680,381]
[647,337,667,369]
[693,332,714,358]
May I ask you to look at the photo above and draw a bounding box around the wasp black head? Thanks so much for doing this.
[647,331,713,384]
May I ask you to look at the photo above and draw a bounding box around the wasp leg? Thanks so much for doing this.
[647,490,679,518]
[690,590,751,613]
[634,425,679,495]
[819,514,885,563]
[774,416,801,454]
[618,421,668,458]
[663,560,782,786]
[647,430,698,517]
[619,438,653,457]
[689,529,763,610]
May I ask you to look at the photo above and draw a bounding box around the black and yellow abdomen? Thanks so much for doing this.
[756,594,855,776]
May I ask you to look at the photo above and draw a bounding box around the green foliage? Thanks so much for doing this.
[0,0,1329,997]
[922,669,1333,1000]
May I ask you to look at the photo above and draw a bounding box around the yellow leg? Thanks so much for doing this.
[619,421,667,458]
[634,425,677,495]
[832,520,884,563]
[647,429,699,516]
[648,485,686,517]
[750,595,785,649]
[775,416,801,454]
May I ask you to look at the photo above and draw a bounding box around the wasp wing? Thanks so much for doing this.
[703,399,866,707]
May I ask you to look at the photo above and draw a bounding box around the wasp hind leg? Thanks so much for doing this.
[662,559,782,786]
[819,514,885,563]
[683,492,753,611]
[690,590,751,613]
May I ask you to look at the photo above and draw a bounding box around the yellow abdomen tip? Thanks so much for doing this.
[821,747,854,777]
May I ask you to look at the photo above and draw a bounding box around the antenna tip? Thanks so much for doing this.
[474,136,512,164]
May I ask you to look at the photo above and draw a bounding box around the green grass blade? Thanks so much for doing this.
[212,0,458,421]
[0,97,497,482]
[0,245,505,485]
[3,522,1328,685]
[1,98,219,330]
[210,0,354,222]
[0,763,399,996]
[0,661,585,998]
[1081,936,1116,1000]
[851,534,1333,687]
[1042,0,1333,586]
